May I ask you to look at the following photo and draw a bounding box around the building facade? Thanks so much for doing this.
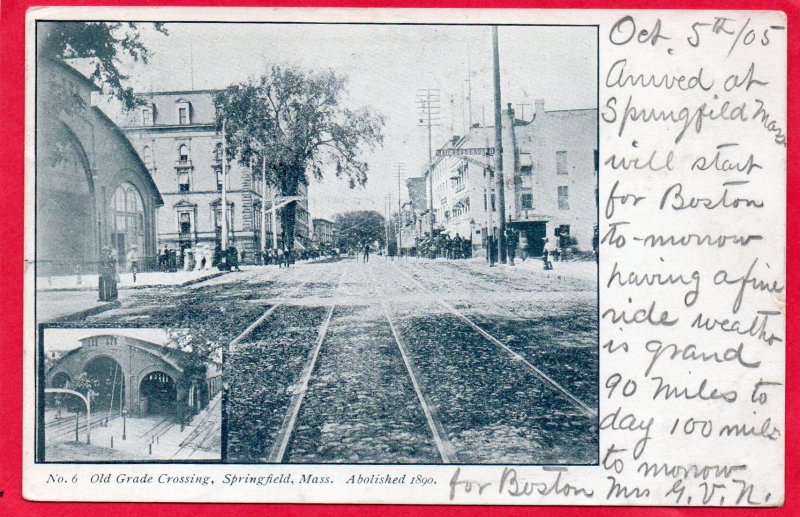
[424,100,597,256]
[36,58,163,277]
[312,218,336,248]
[110,90,310,262]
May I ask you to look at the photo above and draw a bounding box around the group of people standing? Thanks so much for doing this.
[416,232,472,260]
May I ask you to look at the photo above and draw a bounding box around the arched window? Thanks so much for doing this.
[111,183,145,265]
[178,144,189,163]
[142,145,153,169]
[214,143,223,162]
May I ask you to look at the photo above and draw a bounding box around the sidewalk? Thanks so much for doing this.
[35,290,122,323]
[452,255,597,283]
[35,269,227,322]
[504,257,598,283]
[36,269,226,292]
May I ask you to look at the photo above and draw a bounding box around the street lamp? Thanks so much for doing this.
[122,407,127,440]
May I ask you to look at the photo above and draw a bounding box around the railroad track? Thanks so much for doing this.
[173,393,223,459]
[46,413,119,442]
[394,260,597,419]
[265,267,344,463]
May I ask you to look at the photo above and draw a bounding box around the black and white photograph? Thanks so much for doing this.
[35,20,599,465]
[37,327,222,462]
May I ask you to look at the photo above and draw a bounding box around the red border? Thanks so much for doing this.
[1,1,796,515]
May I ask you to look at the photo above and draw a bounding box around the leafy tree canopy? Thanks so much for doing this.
[334,210,386,252]
[38,22,167,110]
[215,65,385,249]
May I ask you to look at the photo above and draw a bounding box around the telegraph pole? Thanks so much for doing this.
[260,155,267,261]
[417,88,440,235]
[384,195,391,259]
[394,163,405,257]
[492,26,506,263]
[221,119,229,250]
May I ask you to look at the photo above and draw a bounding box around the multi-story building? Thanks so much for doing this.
[399,177,428,253]
[312,218,336,248]
[36,58,163,276]
[424,100,597,256]
[108,89,310,261]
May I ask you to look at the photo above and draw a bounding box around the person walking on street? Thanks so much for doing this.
[519,232,529,262]
[126,245,139,283]
[505,228,518,266]
[362,240,371,263]
[283,245,291,268]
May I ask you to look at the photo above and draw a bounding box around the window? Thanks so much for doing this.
[491,191,497,212]
[556,150,568,175]
[178,107,188,125]
[521,192,533,210]
[214,143,223,162]
[483,190,488,210]
[178,144,189,163]
[142,146,153,169]
[142,108,153,126]
[111,183,145,263]
[178,171,190,192]
[216,167,224,191]
[520,153,533,175]
[558,186,569,210]
[179,212,192,238]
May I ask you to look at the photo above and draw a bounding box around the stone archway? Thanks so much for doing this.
[83,355,125,412]
[50,371,70,388]
[139,371,177,416]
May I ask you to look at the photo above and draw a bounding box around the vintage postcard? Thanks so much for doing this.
[23,7,786,505]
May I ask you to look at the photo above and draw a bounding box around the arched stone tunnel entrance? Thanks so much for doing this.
[139,371,177,416]
[83,355,125,412]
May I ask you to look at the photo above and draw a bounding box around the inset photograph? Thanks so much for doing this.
[37,328,222,462]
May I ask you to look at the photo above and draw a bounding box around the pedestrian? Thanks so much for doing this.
[126,245,139,283]
[283,245,291,268]
[362,241,370,263]
[542,238,554,270]
[228,245,242,272]
[276,247,283,268]
[99,246,119,301]
[519,232,528,262]
[505,228,518,266]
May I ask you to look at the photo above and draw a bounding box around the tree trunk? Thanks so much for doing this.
[281,202,297,251]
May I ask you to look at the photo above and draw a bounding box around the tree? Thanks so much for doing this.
[334,210,386,252]
[215,65,385,250]
[38,21,167,110]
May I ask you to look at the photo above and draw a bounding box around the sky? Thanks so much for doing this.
[117,23,597,220]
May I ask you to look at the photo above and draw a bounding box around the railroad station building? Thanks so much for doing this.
[107,89,310,261]
[45,333,221,419]
[36,58,163,276]
[420,100,597,256]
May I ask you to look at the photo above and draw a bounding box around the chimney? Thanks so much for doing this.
[535,99,545,117]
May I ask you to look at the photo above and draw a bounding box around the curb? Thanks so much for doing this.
[47,300,121,323]
[36,271,228,293]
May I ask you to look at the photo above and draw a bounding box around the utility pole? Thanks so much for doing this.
[260,155,267,261]
[221,119,229,250]
[394,163,405,257]
[384,195,391,259]
[492,26,506,264]
[417,88,440,236]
